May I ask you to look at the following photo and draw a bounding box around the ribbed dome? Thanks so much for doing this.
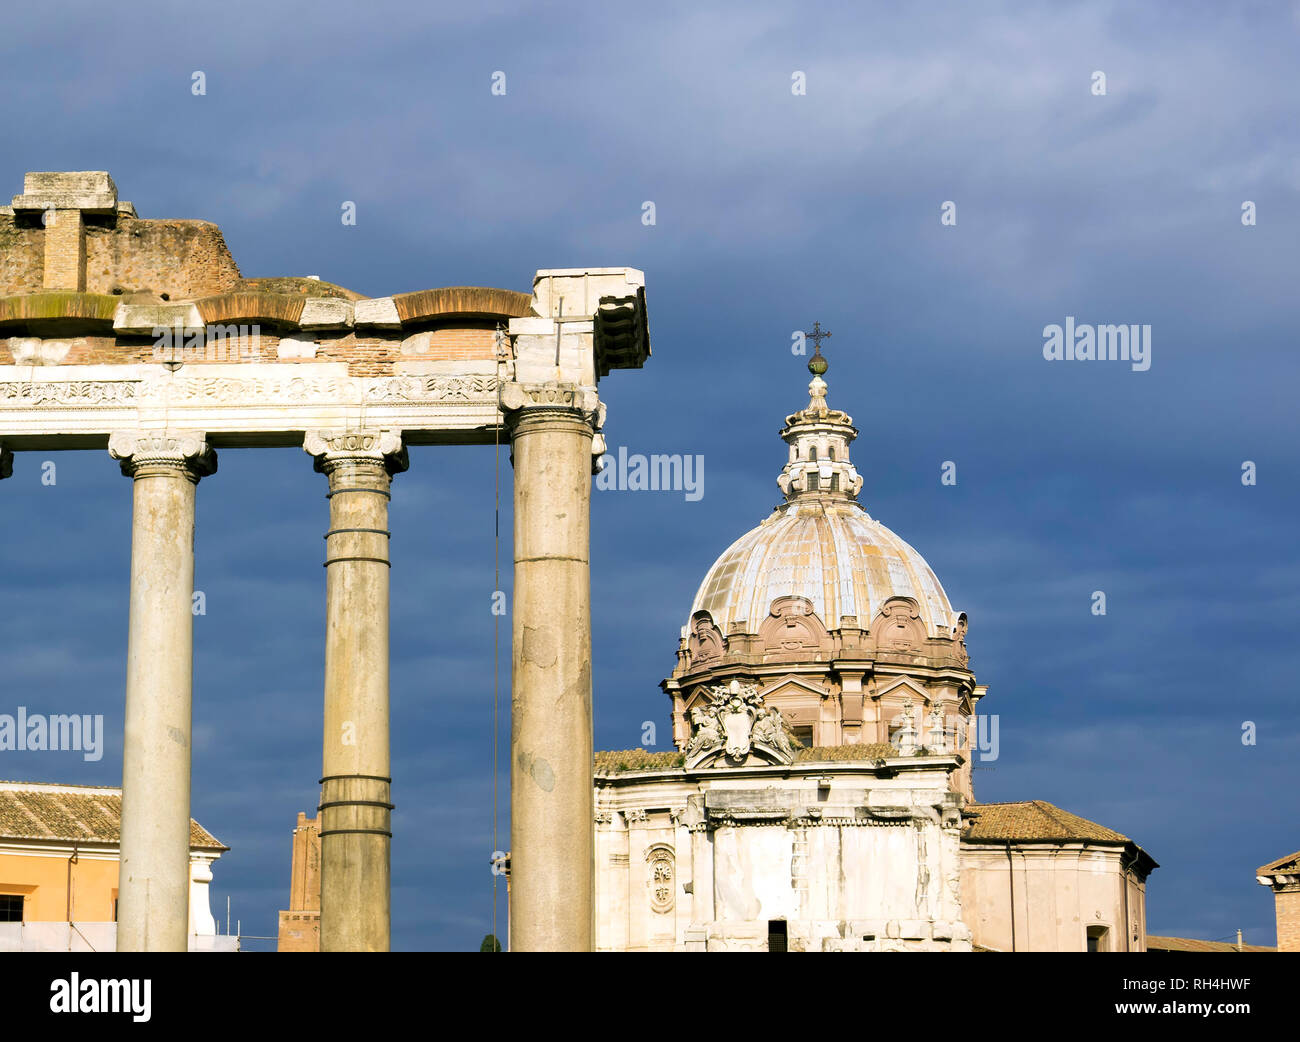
[689,498,957,638]
[688,346,958,640]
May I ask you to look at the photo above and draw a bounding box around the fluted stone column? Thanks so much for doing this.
[304,428,407,952]
[109,430,216,952]
[502,383,600,952]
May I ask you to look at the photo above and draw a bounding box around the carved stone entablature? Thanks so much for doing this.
[107,429,217,482]
[683,679,795,769]
[0,367,509,453]
[363,374,498,404]
[304,428,408,476]
[0,379,139,408]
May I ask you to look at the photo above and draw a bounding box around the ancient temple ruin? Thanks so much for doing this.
[0,171,650,952]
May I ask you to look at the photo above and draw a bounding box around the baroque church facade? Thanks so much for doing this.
[593,348,1156,952]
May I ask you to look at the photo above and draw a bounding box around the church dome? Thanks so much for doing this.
[688,345,958,640]
[690,499,957,638]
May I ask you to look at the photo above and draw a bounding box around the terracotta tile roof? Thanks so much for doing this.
[794,743,899,762]
[1146,935,1275,953]
[594,743,907,773]
[0,781,226,851]
[1256,849,1300,876]
[594,749,684,773]
[963,800,1130,843]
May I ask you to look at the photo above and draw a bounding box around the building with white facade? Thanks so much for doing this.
[593,347,1156,951]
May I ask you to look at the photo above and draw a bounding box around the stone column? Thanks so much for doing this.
[109,430,216,952]
[304,428,407,952]
[502,383,600,952]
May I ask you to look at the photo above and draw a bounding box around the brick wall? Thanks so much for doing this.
[413,326,497,361]
[1,323,500,373]
[42,210,85,290]
[0,215,242,299]
[0,217,44,294]
[1276,888,1300,953]
[83,218,241,298]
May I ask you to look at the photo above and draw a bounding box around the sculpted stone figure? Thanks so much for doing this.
[752,705,795,761]
[926,705,946,751]
[684,706,723,762]
[893,698,919,756]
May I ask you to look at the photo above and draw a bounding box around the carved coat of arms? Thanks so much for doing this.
[683,680,795,769]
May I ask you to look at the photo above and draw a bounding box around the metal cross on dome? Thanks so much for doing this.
[806,321,831,376]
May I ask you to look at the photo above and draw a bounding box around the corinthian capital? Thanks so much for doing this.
[500,381,604,428]
[108,430,217,481]
[303,428,408,476]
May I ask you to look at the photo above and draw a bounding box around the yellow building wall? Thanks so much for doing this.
[0,851,120,922]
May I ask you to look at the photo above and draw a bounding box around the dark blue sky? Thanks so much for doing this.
[2,1,1296,949]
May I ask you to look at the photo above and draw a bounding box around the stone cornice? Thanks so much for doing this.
[593,755,961,785]
[0,286,534,338]
[0,839,216,860]
[0,272,647,349]
[674,657,976,690]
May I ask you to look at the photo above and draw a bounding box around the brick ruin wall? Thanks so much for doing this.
[0,214,242,299]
